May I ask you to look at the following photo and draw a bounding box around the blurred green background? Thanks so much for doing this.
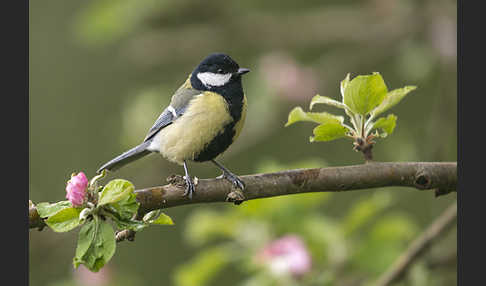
[29,0,457,285]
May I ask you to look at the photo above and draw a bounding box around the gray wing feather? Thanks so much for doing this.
[143,109,174,142]
[143,87,202,142]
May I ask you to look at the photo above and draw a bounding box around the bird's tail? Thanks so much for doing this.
[97,141,152,174]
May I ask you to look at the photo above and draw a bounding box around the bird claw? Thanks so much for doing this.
[183,175,196,199]
[222,172,245,190]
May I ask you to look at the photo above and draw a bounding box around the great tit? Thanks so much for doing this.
[97,53,250,199]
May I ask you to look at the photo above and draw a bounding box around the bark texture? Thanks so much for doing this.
[29,162,457,229]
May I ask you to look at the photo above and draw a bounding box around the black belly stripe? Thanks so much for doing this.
[193,121,237,162]
[193,81,245,162]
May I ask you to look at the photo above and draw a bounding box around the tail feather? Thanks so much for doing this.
[97,141,152,173]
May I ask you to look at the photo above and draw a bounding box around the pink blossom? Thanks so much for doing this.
[66,172,88,207]
[257,235,312,277]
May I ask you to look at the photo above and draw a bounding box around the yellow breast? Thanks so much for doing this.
[154,92,233,165]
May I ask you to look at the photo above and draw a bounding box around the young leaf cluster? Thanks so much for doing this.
[35,172,174,272]
[285,72,416,159]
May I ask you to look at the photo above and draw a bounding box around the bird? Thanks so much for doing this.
[97,53,250,199]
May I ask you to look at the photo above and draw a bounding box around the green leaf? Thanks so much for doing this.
[45,207,82,232]
[310,122,348,142]
[340,73,351,99]
[111,218,148,232]
[150,212,174,225]
[98,179,134,206]
[143,209,174,225]
[343,72,388,115]
[372,114,397,137]
[309,95,346,110]
[36,201,73,218]
[285,107,343,127]
[108,191,139,221]
[102,206,146,232]
[73,216,116,272]
[371,86,416,117]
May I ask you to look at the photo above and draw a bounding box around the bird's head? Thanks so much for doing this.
[191,53,250,90]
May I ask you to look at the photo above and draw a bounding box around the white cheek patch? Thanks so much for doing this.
[197,72,232,87]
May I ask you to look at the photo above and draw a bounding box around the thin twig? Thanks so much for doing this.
[29,203,46,231]
[373,201,457,286]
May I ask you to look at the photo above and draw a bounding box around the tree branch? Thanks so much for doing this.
[29,162,456,230]
[29,200,46,231]
[373,201,457,286]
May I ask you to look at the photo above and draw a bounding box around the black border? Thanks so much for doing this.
[4,0,28,285]
[458,0,484,285]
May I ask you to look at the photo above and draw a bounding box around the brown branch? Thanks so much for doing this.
[373,201,457,286]
[29,200,46,231]
[29,162,457,230]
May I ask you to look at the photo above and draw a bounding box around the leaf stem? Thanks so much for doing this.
[360,114,365,138]
[365,114,375,130]
[353,114,362,137]
[365,121,375,135]
[342,123,356,135]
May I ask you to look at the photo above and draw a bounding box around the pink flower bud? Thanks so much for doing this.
[66,172,88,207]
[257,235,312,277]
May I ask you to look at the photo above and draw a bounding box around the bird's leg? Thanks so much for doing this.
[183,160,195,199]
[211,160,245,190]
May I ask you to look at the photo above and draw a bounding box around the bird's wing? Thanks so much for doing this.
[143,85,202,142]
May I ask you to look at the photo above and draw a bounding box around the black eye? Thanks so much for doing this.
[217,68,223,73]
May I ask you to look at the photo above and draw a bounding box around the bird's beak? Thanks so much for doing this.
[237,68,250,75]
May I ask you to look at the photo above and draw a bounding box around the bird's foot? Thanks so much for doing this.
[183,175,196,199]
[221,171,245,190]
